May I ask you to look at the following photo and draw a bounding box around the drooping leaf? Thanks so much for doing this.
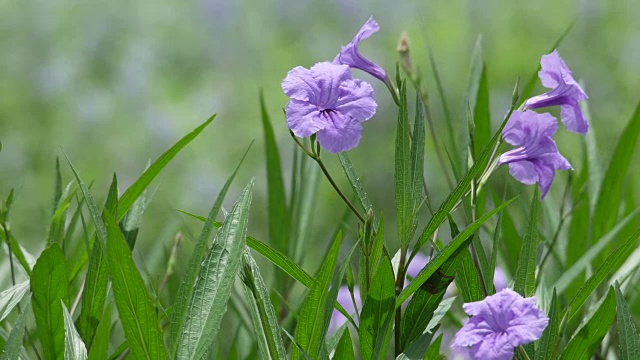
[615,282,640,359]
[170,143,251,353]
[359,257,395,360]
[560,287,616,360]
[31,244,70,360]
[0,280,30,322]
[514,186,541,297]
[62,301,88,360]
[175,180,253,360]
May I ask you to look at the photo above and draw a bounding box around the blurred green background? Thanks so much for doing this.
[1,0,639,287]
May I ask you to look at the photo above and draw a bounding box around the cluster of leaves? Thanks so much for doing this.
[1,35,640,360]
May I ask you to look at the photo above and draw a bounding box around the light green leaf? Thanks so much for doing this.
[62,301,87,360]
[534,289,561,360]
[338,153,374,213]
[0,280,30,322]
[514,186,541,297]
[240,250,286,360]
[615,282,640,359]
[87,304,111,360]
[560,287,616,360]
[175,180,253,360]
[0,298,30,360]
[409,91,426,241]
[170,143,251,353]
[333,330,355,360]
[359,257,395,360]
[31,244,70,360]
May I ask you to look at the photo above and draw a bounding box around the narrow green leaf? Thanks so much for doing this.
[62,301,88,360]
[292,233,342,360]
[615,282,640,359]
[395,80,412,245]
[401,287,445,351]
[119,190,149,249]
[400,298,455,359]
[170,143,251,353]
[338,153,374,213]
[514,186,541,297]
[333,330,355,360]
[592,101,640,248]
[561,287,616,360]
[87,304,111,360]
[553,209,640,294]
[47,181,75,246]
[31,244,70,360]
[260,92,289,255]
[0,298,30,360]
[566,227,640,321]
[104,209,167,360]
[175,180,253,360]
[423,334,443,360]
[409,91,426,240]
[412,99,518,256]
[359,257,395,360]
[53,157,63,214]
[240,250,286,360]
[118,115,214,217]
[534,289,561,360]
[400,197,517,307]
[447,216,483,302]
[0,280,30,322]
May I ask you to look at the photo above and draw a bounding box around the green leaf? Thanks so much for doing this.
[170,143,251,353]
[553,209,640,294]
[359,257,395,360]
[446,216,484,302]
[409,91,426,241]
[566,227,640,321]
[615,281,640,359]
[53,157,63,214]
[560,287,616,360]
[31,244,70,360]
[401,296,455,358]
[338,152,374,213]
[62,300,88,360]
[175,180,253,360]
[395,80,412,245]
[104,208,167,360]
[514,186,541,297]
[426,45,456,170]
[592,101,640,250]
[333,330,355,360]
[47,181,75,246]
[411,99,518,256]
[423,334,443,360]
[400,197,517,307]
[0,280,30,322]
[0,298,30,360]
[292,233,342,360]
[76,174,118,348]
[260,92,289,255]
[534,289,561,360]
[240,250,286,360]
[87,304,111,360]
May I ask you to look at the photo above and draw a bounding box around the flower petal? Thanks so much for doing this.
[333,16,387,82]
[506,297,549,347]
[335,79,377,122]
[309,62,352,109]
[561,101,589,134]
[507,161,538,185]
[317,116,363,153]
[286,100,327,137]
[282,66,319,102]
[469,332,515,360]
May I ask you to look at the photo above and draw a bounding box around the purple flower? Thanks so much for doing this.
[493,267,508,292]
[282,62,377,153]
[498,110,572,199]
[329,286,361,334]
[452,288,549,360]
[524,50,589,134]
[333,16,387,83]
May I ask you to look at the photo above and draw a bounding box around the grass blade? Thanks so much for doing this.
[175,180,253,360]
[359,257,395,360]
[395,80,412,245]
[560,287,616,360]
[0,280,30,322]
[615,281,640,359]
[31,244,70,360]
[169,143,252,353]
[514,186,541,297]
[399,197,517,307]
[240,250,286,360]
[62,301,88,360]
[409,91,426,240]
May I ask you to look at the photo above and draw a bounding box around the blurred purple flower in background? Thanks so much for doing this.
[282,62,377,153]
[524,50,589,134]
[498,110,572,199]
[452,288,548,360]
[329,286,361,334]
[333,16,388,83]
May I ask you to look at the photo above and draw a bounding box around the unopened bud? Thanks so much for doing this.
[397,32,414,80]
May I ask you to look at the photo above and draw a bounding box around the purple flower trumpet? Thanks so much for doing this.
[333,16,388,84]
[452,288,549,360]
[498,110,572,199]
[524,50,589,134]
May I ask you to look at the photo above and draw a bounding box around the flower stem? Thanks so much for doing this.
[314,157,366,224]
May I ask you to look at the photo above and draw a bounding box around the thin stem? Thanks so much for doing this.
[2,224,16,286]
[314,158,366,224]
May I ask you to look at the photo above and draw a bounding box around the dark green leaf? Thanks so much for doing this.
[534,289,561,360]
[333,330,355,360]
[447,216,484,302]
[87,304,111,360]
[409,91,426,240]
[31,244,70,360]
[514,186,541,297]
[175,180,253,360]
[395,80,412,245]
[359,257,395,360]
